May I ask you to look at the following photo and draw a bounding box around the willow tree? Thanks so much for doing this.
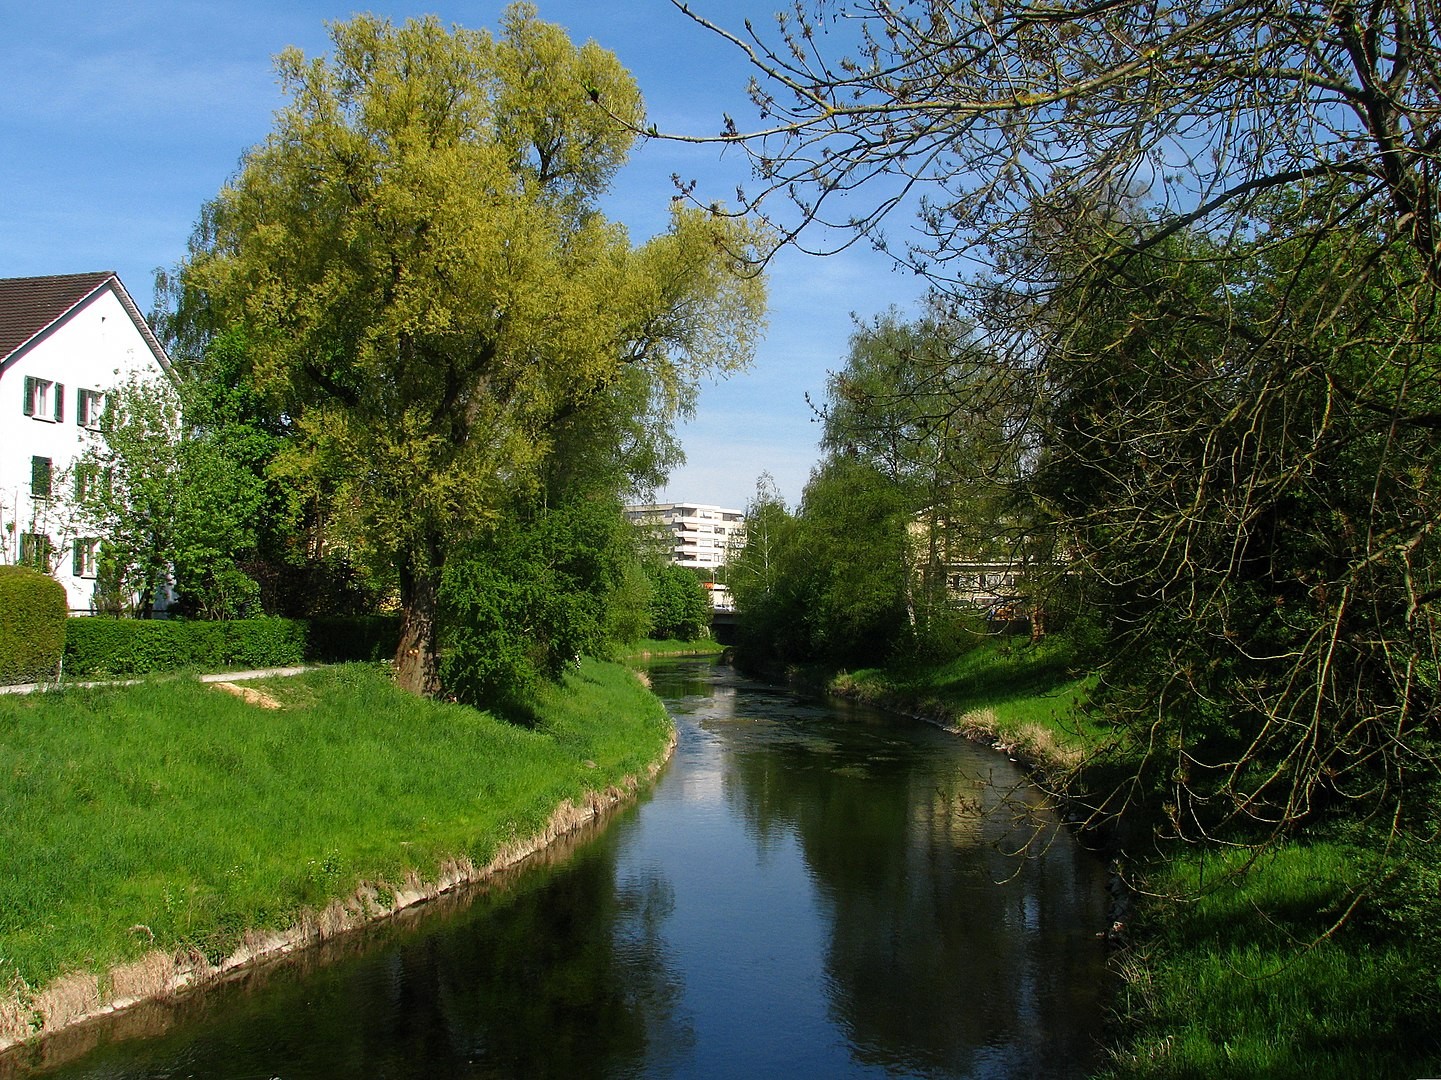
[183,5,766,695]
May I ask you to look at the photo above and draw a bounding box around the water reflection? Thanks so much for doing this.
[7,657,1107,1079]
[652,661,1109,1078]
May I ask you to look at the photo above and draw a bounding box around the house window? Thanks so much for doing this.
[73,463,111,503]
[18,532,52,571]
[30,456,53,500]
[76,388,105,428]
[22,376,63,422]
[73,538,101,579]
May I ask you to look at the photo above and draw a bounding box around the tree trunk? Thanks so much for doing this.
[394,558,442,697]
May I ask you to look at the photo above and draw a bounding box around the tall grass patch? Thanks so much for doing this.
[835,632,1101,768]
[0,660,670,993]
[1102,842,1441,1079]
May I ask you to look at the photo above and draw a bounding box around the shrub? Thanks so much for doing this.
[441,501,632,710]
[0,566,67,684]
[245,551,389,618]
[172,560,264,621]
[65,618,279,677]
[605,559,653,645]
[63,617,303,678]
[645,563,710,641]
[62,615,402,678]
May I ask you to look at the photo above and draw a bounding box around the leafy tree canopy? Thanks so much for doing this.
[673,0,1441,853]
[178,4,767,694]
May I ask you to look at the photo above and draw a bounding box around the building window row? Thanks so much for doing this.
[15,532,100,579]
[23,376,104,428]
[27,457,111,506]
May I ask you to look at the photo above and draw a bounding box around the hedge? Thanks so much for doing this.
[61,615,402,679]
[0,566,67,684]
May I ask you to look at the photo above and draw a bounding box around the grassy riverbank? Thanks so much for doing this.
[831,632,1101,773]
[0,660,671,1029]
[1099,840,1440,1079]
[621,637,726,658]
[825,632,1441,1079]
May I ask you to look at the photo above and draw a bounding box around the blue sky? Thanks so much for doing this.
[0,1,928,511]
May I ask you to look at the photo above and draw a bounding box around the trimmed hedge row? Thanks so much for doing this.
[58,615,401,680]
[0,566,68,684]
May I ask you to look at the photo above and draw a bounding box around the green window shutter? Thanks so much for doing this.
[31,456,52,499]
[53,383,64,422]
[73,542,83,577]
[75,388,88,426]
[23,376,36,417]
[19,532,51,570]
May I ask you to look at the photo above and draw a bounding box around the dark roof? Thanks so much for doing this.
[0,271,171,373]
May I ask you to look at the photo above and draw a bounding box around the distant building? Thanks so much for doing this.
[0,271,173,611]
[624,502,746,571]
[703,579,734,612]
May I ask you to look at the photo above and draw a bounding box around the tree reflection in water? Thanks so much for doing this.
[15,657,1106,1080]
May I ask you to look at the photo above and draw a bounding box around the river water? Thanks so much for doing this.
[10,657,1109,1079]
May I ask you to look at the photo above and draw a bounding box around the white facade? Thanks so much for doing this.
[0,272,171,611]
[624,502,746,571]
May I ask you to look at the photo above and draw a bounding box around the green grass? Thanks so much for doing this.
[828,632,1441,1078]
[620,636,726,657]
[0,660,671,994]
[832,633,1103,771]
[1100,842,1441,1079]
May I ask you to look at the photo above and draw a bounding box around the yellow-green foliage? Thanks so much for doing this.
[181,6,769,692]
[0,565,66,684]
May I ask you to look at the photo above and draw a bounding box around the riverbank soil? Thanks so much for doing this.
[0,659,673,1053]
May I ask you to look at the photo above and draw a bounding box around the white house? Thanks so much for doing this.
[0,271,172,612]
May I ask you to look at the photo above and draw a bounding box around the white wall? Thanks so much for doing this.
[1,282,168,611]
[624,502,747,570]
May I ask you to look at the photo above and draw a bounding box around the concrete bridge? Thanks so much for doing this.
[710,608,739,646]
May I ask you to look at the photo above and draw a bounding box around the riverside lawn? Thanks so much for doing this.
[623,637,726,658]
[0,660,671,1004]
[831,632,1441,1080]
[829,632,1102,777]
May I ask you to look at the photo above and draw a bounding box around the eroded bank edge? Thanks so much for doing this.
[0,727,678,1058]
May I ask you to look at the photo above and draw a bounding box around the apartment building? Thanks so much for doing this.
[623,502,746,571]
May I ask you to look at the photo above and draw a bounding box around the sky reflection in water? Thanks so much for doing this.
[10,658,1108,1079]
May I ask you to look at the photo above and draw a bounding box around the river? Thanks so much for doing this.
[8,657,1109,1079]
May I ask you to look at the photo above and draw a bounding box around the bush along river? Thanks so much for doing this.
[7,657,1110,1079]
